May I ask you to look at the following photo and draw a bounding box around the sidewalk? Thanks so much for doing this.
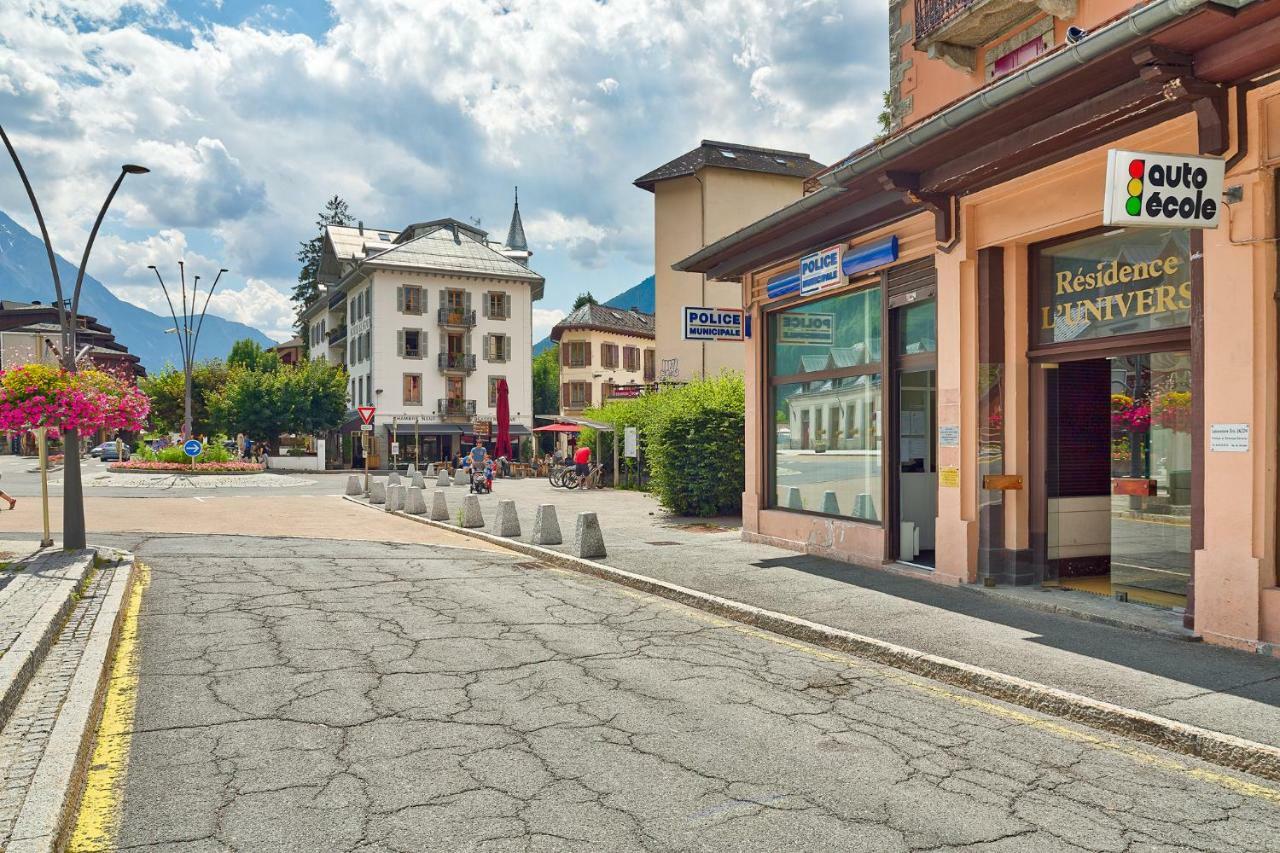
[396,477,1280,752]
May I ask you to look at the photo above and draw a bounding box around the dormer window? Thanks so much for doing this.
[720,149,736,158]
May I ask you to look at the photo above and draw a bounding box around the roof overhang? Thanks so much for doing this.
[677,0,1280,280]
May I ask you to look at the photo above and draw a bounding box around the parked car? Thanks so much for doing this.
[90,442,131,462]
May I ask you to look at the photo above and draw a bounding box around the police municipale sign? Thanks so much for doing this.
[1103,150,1223,229]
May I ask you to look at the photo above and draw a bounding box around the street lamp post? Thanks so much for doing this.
[0,124,148,551]
[150,263,227,440]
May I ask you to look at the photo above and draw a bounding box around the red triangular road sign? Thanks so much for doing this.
[358,406,377,425]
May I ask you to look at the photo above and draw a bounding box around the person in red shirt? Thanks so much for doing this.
[573,444,592,478]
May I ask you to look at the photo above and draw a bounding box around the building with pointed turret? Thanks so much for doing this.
[298,192,542,468]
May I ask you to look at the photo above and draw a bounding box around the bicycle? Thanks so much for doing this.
[548,464,570,488]
[562,462,604,490]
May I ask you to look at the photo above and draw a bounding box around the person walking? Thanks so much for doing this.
[0,473,15,510]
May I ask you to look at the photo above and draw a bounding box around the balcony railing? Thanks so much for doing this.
[438,398,476,418]
[915,0,973,42]
[438,352,476,373]
[437,308,476,328]
[327,288,346,309]
[327,325,347,346]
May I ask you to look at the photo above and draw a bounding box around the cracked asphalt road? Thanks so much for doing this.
[98,532,1280,853]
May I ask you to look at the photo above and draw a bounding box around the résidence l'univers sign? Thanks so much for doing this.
[1041,247,1189,335]
[1103,150,1223,229]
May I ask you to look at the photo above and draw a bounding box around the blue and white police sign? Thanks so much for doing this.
[682,306,745,342]
[183,439,203,458]
[799,244,843,295]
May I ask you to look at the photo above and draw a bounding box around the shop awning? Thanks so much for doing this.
[533,423,581,433]
[389,423,463,435]
[509,424,532,436]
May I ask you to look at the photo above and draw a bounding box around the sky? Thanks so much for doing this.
[0,0,888,343]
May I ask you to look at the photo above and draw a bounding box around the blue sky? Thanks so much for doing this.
[0,0,887,341]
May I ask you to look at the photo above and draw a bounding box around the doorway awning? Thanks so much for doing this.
[389,423,462,436]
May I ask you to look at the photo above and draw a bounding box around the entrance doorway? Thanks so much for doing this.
[1042,351,1192,607]
[889,299,937,568]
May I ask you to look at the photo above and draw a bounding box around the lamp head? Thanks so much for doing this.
[146,265,156,270]
[122,164,150,175]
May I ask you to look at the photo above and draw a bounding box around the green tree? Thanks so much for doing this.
[210,360,348,449]
[227,338,279,373]
[532,344,560,416]
[140,360,229,436]
[293,195,355,333]
[572,292,598,311]
[877,90,894,139]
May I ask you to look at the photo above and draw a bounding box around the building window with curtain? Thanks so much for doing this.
[768,284,883,522]
[403,373,422,406]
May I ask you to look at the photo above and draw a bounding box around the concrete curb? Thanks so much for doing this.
[344,494,1280,782]
[0,551,96,729]
[7,550,137,853]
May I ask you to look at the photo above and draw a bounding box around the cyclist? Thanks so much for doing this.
[573,443,592,481]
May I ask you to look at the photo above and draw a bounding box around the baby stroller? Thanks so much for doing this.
[469,464,493,494]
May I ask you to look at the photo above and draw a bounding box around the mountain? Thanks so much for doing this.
[533,275,655,355]
[0,210,274,372]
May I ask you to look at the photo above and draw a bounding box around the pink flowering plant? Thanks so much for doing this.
[110,460,262,473]
[0,364,150,436]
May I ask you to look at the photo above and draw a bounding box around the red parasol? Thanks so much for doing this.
[495,378,512,459]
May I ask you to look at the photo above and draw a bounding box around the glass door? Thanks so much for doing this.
[891,300,937,567]
[1044,351,1192,607]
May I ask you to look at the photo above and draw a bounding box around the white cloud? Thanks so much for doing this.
[0,0,889,325]
[532,307,566,341]
[108,276,295,342]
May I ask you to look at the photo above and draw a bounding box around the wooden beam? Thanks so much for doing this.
[921,76,1169,193]
[1193,13,1280,81]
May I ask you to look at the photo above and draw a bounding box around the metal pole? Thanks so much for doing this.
[613,430,619,489]
[36,427,51,547]
[363,432,370,494]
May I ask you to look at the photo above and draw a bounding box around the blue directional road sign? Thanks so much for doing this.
[183,439,203,458]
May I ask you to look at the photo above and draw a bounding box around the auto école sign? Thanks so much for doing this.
[1103,150,1223,229]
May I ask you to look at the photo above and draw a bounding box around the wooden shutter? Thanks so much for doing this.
[397,330,405,357]
[585,382,592,406]
[561,344,570,366]
[585,342,592,367]
[464,291,472,315]
[502,335,510,362]
[886,257,937,309]
[561,382,569,408]
[482,292,491,318]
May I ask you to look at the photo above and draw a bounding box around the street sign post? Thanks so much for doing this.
[357,406,376,490]
[184,438,202,472]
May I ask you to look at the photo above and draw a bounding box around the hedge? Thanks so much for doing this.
[583,373,744,517]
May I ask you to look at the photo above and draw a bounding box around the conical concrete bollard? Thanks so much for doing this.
[532,504,562,545]
[426,463,437,476]
[345,475,362,496]
[369,480,387,505]
[573,512,606,559]
[436,469,451,487]
[784,486,804,510]
[385,484,405,512]
[388,472,401,487]
[821,491,840,515]
[430,490,450,521]
[461,494,484,528]
[406,463,416,475]
[410,471,426,490]
[405,486,427,514]
[493,500,521,537]
[454,468,468,486]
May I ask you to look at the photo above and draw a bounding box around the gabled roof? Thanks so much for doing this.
[550,303,655,342]
[634,140,825,192]
[361,224,544,299]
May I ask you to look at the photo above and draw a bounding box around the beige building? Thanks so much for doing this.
[634,141,824,383]
[550,304,655,416]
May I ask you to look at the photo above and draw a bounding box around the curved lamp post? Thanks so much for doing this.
[0,124,147,550]
[149,263,227,439]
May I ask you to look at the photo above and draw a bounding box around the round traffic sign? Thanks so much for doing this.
[183,439,203,458]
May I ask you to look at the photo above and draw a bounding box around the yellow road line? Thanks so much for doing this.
[67,561,149,852]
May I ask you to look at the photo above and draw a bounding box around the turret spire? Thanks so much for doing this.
[504,186,528,253]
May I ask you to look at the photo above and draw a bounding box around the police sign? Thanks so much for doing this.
[799,244,843,294]
[683,307,745,342]
[1103,149,1223,229]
